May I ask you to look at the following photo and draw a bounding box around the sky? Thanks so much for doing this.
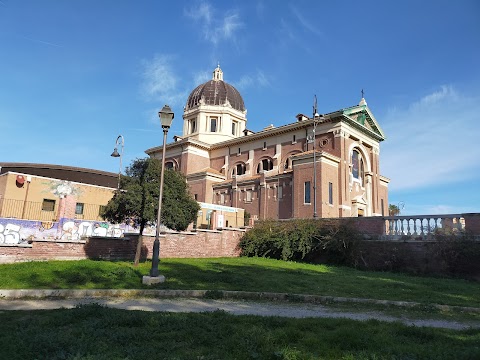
[0,0,479,215]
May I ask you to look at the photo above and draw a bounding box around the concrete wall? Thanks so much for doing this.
[0,172,115,221]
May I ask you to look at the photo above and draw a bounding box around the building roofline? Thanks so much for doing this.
[0,162,117,178]
[209,111,344,149]
[145,104,385,155]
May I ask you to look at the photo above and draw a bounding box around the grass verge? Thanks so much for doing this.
[0,304,479,360]
[0,257,479,308]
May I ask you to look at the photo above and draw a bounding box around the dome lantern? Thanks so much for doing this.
[213,63,223,81]
[185,66,245,112]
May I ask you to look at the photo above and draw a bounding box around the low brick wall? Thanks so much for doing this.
[354,240,480,280]
[0,228,245,263]
[0,240,87,263]
[349,217,385,238]
[130,229,244,260]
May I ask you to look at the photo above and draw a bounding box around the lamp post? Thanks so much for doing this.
[148,105,174,279]
[312,95,319,218]
[110,135,125,190]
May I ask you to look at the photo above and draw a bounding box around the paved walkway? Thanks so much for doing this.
[1,291,479,331]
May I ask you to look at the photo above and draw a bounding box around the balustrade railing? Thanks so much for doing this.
[383,214,465,240]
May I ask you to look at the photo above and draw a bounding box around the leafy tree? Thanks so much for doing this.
[101,158,200,266]
[389,204,400,216]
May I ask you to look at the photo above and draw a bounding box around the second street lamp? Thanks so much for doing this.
[148,105,174,280]
[312,96,319,219]
[110,135,124,190]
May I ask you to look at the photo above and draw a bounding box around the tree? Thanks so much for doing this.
[101,158,200,266]
[389,204,400,216]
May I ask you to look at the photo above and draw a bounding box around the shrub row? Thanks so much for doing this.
[238,219,480,280]
[238,219,362,265]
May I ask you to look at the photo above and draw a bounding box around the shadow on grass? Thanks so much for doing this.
[1,258,479,307]
[17,261,145,289]
[0,304,479,360]
[153,259,480,307]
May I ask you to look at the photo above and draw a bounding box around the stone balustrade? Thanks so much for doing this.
[383,214,465,240]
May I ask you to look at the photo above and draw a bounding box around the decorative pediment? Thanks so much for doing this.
[342,102,386,141]
[352,194,367,205]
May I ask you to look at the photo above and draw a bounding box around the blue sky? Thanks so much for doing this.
[1,0,479,215]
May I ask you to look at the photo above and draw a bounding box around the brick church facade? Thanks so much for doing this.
[146,65,389,222]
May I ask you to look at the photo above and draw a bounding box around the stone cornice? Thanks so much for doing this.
[145,137,212,155]
[209,111,343,150]
[379,175,390,184]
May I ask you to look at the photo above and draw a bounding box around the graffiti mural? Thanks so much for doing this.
[43,180,83,198]
[0,217,140,245]
[0,223,21,244]
[59,220,124,241]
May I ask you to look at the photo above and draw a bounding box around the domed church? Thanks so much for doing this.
[146,65,389,226]
[182,65,247,145]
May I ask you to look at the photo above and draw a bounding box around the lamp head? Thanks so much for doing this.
[111,148,121,157]
[158,105,174,128]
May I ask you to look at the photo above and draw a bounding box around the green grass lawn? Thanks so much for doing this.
[0,304,479,360]
[0,257,479,308]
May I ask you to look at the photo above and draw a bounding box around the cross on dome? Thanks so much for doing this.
[213,64,223,81]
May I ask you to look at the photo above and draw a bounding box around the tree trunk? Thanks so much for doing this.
[133,222,145,267]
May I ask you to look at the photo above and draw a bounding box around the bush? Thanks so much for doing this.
[238,219,362,265]
[433,230,480,278]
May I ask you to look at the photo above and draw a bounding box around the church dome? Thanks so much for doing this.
[185,65,245,112]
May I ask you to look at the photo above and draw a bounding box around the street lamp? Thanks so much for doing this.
[147,104,174,281]
[312,95,319,218]
[110,135,124,190]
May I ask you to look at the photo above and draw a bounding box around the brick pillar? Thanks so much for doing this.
[210,211,217,230]
[64,196,76,219]
[463,213,480,235]
[56,196,66,221]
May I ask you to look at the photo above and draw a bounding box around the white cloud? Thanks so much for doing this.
[19,35,62,48]
[401,204,478,216]
[279,18,296,42]
[185,1,212,23]
[413,85,457,108]
[140,55,187,106]
[256,1,265,19]
[276,17,313,54]
[290,5,323,37]
[257,71,270,87]
[234,70,271,90]
[185,1,243,45]
[381,85,480,191]
[193,69,210,86]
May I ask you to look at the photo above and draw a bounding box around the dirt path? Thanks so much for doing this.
[1,297,478,331]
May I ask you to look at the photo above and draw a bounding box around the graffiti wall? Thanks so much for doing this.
[0,217,151,245]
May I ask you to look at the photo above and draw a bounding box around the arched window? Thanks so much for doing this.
[283,151,301,170]
[257,158,273,173]
[191,119,197,134]
[165,161,175,170]
[352,149,365,185]
[210,118,217,132]
[232,163,246,176]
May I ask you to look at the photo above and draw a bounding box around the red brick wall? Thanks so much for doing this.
[293,162,314,218]
[464,213,480,234]
[349,217,385,237]
[141,230,243,258]
[0,229,245,263]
